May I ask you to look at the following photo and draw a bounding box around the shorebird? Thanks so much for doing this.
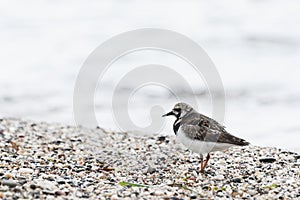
[162,102,249,173]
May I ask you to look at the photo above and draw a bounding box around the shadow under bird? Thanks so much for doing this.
[162,102,249,173]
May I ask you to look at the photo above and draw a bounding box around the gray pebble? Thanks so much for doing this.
[2,180,18,188]
[146,166,156,174]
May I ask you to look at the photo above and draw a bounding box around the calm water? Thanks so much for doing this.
[0,0,299,152]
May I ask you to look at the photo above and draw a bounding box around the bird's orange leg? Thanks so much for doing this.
[202,153,210,170]
[200,154,204,173]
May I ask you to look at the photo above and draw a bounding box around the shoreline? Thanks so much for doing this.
[0,118,299,199]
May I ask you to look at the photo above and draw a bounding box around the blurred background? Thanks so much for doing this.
[0,0,299,152]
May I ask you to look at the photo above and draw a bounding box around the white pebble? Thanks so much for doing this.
[18,168,33,174]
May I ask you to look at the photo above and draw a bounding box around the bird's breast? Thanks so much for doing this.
[176,127,234,154]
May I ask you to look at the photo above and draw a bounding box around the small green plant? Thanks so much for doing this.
[263,183,278,190]
[213,187,226,191]
[118,181,149,188]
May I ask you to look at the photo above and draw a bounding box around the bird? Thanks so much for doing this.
[162,102,249,173]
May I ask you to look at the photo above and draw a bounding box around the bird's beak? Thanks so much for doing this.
[162,111,174,117]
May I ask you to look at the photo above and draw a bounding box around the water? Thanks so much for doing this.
[0,0,299,152]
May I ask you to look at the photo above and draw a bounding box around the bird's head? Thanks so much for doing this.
[162,102,194,119]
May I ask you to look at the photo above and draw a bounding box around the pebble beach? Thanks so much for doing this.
[0,118,299,199]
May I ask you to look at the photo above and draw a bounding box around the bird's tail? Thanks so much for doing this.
[239,139,250,146]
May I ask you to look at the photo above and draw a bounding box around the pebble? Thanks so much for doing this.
[2,180,18,188]
[30,184,37,190]
[0,125,5,133]
[212,175,225,181]
[259,157,276,163]
[217,190,225,197]
[190,193,197,199]
[57,180,66,184]
[157,136,166,141]
[37,180,57,190]
[42,190,55,195]
[0,118,299,199]
[232,178,242,183]
[18,168,34,174]
[111,194,119,200]
[4,173,13,179]
[55,190,66,196]
[146,166,156,174]
[155,190,164,196]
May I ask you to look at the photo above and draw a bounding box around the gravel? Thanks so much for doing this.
[0,117,299,199]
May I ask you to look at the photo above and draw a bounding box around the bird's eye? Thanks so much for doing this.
[173,108,181,112]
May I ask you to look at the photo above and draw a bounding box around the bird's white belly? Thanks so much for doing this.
[176,128,234,154]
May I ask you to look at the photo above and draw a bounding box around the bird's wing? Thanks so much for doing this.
[181,114,249,146]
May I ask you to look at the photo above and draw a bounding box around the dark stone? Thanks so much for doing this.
[86,165,92,169]
[57,180,66,184]
[50,140,64,145]
[2,180,18,187]
[259,158,276,163]
[74,169,85,173]
[70,138,82,142]
[42,190,55,195]
[202,185,210,190]
[281,151,296,155]
[38,168,46,173]
[81,193,89,198]
[30,123,37,127]
[278,161,287,165]
[30,184,37,190]
[13,188,22,193]
[67,181,77,187]
[157,136,166,141]
[133,191,139,196]
[47,178,55,181]
[55,190,66,196]
[232,178,242,183]
[107,177,115,183]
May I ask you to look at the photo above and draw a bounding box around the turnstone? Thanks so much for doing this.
[162,102,249,173]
